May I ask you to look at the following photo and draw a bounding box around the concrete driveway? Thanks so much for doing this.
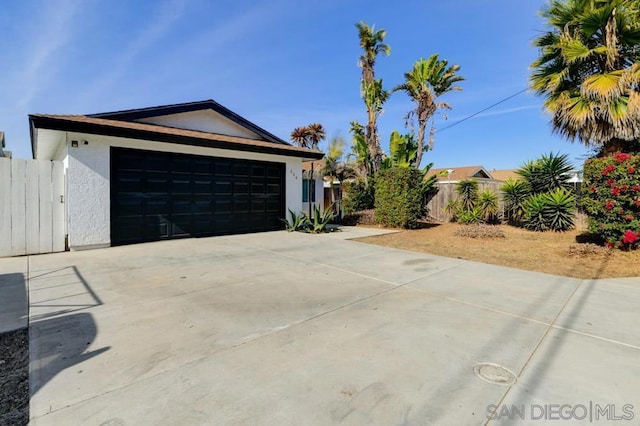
[3,227,639,425]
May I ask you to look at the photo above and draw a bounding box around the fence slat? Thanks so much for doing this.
[10,160,26,256]
[52,161,65,252]
[0,159,11,257]
[38,160,53,254]
[25,161,40,255]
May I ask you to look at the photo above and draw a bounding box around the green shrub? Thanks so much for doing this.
[523,189,576,232]
[582,152,640,249]
[342,178,375,214]
[374,167,424,228]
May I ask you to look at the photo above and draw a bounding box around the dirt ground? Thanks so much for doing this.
[0,328,28,426]
[355,223,640,279]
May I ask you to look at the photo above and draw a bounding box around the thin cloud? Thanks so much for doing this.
[473,105,539,118]
[18,0,80,107]
[76,0,187,107]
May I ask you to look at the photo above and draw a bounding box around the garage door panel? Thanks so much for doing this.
[215,181,232,194]
[214,161,232,176]
[234,181,250,195]
[111,148,285,245]
[234,162,250,177]
[144,217,170,240]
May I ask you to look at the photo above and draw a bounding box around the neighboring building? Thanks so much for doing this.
[0,132,11,158]
[426,165,497,184]
[489,169,520,182]
[30,100,323,250]
[301,159,325,214]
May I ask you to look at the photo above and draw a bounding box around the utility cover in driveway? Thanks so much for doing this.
[110,147,285,245]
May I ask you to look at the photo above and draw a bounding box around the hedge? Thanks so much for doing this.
[374,167,424,229]
[582,152,640,249]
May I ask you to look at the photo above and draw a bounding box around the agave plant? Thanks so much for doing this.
[282,209,309,232]
[308,204,335,233]
[523,194,550,232]
[478,189,499,223]
[517,152,573,195]
[457,207,484,225]
[523,189,576,232]
[456,179,479,211]
[541,188,576,232]
[501,179,530,224]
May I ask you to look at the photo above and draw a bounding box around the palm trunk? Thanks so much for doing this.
[415,119,426,167]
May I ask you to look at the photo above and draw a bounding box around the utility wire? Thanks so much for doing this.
[437,87,529,133]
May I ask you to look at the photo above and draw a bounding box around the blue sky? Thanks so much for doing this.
[1,0,591,169]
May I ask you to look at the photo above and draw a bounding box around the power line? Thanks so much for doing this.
[437,88,529,133]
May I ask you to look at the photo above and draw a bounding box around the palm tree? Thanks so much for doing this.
[395,55,464,166]
[322,136,354,211]
[290,126,310,148]
[356,21,390,88]
[290,123,326,150]
[347,121,372,183]
[356,21,391,173]
[306,123,326,150]
[531,0,640,153]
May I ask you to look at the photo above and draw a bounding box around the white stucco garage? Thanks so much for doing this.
[29,100,324,250]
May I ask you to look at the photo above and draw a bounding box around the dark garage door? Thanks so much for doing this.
[111,148,285,245]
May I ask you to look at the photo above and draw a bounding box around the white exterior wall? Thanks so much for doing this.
[64,133,303,250]
[136,110,261,140]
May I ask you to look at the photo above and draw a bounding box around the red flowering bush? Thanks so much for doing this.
[582,153,640,249]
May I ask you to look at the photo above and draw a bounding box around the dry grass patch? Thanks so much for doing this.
[355,222,640,279]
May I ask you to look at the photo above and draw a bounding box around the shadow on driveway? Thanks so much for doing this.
[29,266,110,398]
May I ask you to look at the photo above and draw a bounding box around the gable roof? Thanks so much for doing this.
[29,100,324,160]
[490,169,521,182]
[29,114,324,160]
[88,100,288,145]
[426,166,494,182]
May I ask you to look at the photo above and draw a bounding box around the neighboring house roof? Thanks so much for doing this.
[490,169,521,182]
[302,159,325,171]
[426,166,494,182]
[29,101,324,160]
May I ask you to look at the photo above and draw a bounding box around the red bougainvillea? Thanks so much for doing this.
[583,153,640,250]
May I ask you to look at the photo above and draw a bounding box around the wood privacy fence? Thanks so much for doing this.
[426,181,505,222]
[0,158,65,257]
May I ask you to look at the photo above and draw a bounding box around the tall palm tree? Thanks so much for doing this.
[356,21,391,174]
[395,55,464,167]
[356,21,390,87]
[531,0,640,153]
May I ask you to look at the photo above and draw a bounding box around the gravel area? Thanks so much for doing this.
[0,328,28,426]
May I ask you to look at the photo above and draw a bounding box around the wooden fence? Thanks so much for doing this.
[0,158,65,257]
[426,181,505,222]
